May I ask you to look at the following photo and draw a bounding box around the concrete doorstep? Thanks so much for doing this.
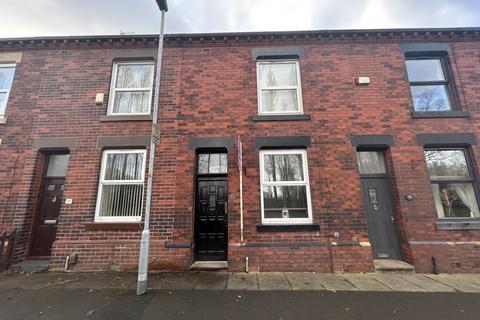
[2,271,480,293]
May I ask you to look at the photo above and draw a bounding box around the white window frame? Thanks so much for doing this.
[95,149,147,222]
[259,149,312,225]
[107,61,154,116]
[256,60,304,115]
[0,63,16,117]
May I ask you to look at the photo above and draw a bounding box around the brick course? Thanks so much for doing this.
[1,30,480,272]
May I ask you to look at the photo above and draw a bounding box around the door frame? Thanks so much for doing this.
[193,149,229,262]
[357,149,403,260]
[28,151,69,259]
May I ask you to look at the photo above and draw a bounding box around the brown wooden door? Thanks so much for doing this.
[30,177,65,257]
[194,178,228,261]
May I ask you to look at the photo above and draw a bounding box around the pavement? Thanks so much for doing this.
[3,271,480,292]
[1,271,480,319]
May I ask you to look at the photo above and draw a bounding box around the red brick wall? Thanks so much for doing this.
[1,34,480,272]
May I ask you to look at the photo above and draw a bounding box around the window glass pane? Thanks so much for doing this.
[424,150,469,179]
[46,154,69,177]
[104,153,144,180]
[258,63,298,87]
[99,184,143,218]
[197,154,209,174]
[263,186,308,218]
[0,92,7,115]
[261,89,298,112]
[357,151,386,174]
[0,67,15,90]
[263,153,304,182]
[406,59,445,82]
[432,183,480,218]
[116,64,153,88]
[410,85,451,111]
[112,91,150,114]
[197,153,227,174]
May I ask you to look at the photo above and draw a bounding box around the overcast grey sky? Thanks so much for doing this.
[1,0,479,38]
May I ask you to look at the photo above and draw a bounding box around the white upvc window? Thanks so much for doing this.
[256,60,303,115]
[107,61,154,115]
[95,149,147,222]
[259,149,312,224]
[0,64,16,117]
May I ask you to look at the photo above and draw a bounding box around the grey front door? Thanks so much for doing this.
[360,177,402,260]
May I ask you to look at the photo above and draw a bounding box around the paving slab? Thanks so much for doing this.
[426,274,480,293]
[194,272,229,290]
[453,274,480,286]
[257,272,291,290]
[314,273,358,291]
[341,273,391,291]
[369,273,425,292]
[2,272,61,290]
[227,273,258,290]
[56,272,136,290]
[149,272,200,290]
[284,272,324,290]
[394,273,455,292]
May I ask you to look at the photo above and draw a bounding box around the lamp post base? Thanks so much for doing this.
[136,229,150,295]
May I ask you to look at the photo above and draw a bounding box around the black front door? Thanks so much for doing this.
[30,153,69,257]
[360,178,402,260]
[31,178,65,257]
[194,178,228,261]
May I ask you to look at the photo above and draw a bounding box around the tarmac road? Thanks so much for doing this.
[0,288,479,320]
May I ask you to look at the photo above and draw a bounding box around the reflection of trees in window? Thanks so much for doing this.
[424,150,468,178]
[197,154,227,174]
[259,63,298,112]
[264,154,303,182]
[414,87,448,111]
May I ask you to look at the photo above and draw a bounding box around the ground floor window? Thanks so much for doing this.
[259,149,312,224]
[95,149,146,222]
[424,148,480,218]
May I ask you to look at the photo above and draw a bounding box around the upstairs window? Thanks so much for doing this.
[0,64,16,117]
[259,149,312,224]
[256,60,303,115]
[405,57,454,112]
[95,149,146,222]
[424,149,480,219]
[108,61,154,115]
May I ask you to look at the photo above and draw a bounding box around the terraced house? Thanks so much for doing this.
[1,27,480,274]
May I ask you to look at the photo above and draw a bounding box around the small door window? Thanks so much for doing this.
[368,188,379,204]
[197,153,228,174]
[357,151,387,174]
[46,154,69,177]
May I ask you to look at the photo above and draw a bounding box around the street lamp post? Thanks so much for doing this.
[137,0,168,296]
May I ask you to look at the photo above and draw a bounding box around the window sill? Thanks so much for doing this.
[256,224,320,232]
[100,115,153,122]
[0,116,6,124]
[84,222,143,230]
[435,219,480,230]
[251,114,311,122]
[411,111,470,119]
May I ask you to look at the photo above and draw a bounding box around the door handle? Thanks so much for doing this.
[390,216,395,223]
[44,219,57,225]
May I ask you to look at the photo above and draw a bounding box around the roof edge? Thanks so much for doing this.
[0,27,479,45]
